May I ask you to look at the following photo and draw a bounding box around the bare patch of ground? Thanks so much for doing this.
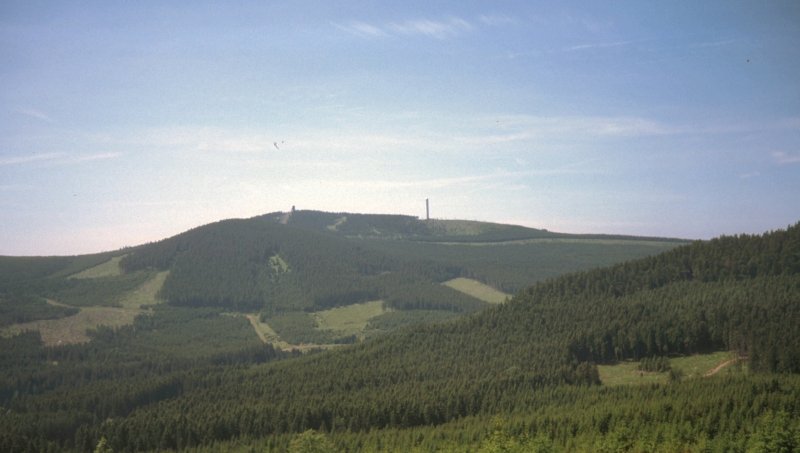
[3,306,139,345]
[1,271,167,346]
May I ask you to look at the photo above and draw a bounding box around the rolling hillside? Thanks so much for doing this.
[96,222,800,451]
[1,211,681,348]
[0,218,797,451]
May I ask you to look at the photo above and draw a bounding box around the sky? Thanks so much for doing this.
[1,1,799,255]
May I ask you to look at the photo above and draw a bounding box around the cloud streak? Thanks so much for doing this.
[564,39,645,52]
[478,14,517,26]
[72,152,123,163]
[690,38,739,49]
[0,152,65,166]
[313,164,599,193]
[486,115,674,139]
[772,151,800,165]
[17,108,54,123]
[0,152,122,166]
[131,114,676,161]
[332,21,386,38]
[388,17,472,39]
[335,16,473,40]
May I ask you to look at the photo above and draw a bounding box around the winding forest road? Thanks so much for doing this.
[704,358,741,377]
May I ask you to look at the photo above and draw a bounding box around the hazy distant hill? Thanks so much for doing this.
[260,209,684,243]
[0,211,684,347]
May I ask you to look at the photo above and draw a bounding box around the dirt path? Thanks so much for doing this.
[245,314,269,343]
[244,314,342,352]
[45,298,73,308]
[704,357,741,377]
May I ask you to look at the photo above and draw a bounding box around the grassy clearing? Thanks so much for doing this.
[1,271,168,346]
[2,306,139,345]
[671,351,741,378]
[268,254,290,273]
[118,271,168,309]
[313,300,387,337]
[246,301,387,350]
[245,314,339,352]
[598,351,739,386]
[68,255,125,279]
[443,278,509,304]
[326,216,348,231]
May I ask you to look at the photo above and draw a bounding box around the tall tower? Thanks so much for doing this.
[426,198,430,220]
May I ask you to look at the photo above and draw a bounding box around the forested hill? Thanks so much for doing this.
[1,211,684,351]
[114,217,476,314]
[35,222,797,452]
[258,209,684,243]
[107,212,683,313]
[517,222,800,371]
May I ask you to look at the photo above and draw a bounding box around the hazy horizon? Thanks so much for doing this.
[2,1,799,255]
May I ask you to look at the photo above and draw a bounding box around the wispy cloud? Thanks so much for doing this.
[499,49,542,60]
[315,165,598,193]
[501,37,649,60]
[0,152,65,166]
[690,38,738,49]
[564,39,643,52]
[0,152,122,166]
[141,127,275,153]
[316,170,543,194]
[478,14,516,26]
[487,115,673,138]
[0,184,35,191]
[72,152,123,163]
[140,126,432,155]
[332,21,387,38]
[772,151,800,165]
[329,172,499,191]
[777,117,800,130]
[135,114,674,162]
[17,108,54,123]
[389,17,472,39]
[335,16,473,40]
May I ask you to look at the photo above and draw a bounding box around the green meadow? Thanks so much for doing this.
[598,351,739,386]
[313,300,388,337]
[1,270,167,346]
[443,277,510,304]
[68,255,125,279]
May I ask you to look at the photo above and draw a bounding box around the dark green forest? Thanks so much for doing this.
[119,217,472,313]
[0,215,798,451]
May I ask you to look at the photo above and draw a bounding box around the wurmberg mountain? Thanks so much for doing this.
[68,221,799,451]
[4,213,797,451]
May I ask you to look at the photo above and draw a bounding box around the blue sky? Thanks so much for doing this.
[1,1,799,255]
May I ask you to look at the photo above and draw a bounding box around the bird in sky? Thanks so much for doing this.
[273,142,280,150]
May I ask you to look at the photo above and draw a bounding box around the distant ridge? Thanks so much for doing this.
[256,209,687,243]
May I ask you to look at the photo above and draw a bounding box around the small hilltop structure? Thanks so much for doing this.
[426,198,430,221]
